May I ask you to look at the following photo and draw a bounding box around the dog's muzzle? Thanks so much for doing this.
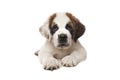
[58,34,69,47]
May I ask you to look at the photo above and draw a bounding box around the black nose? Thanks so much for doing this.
[58,34,67,43]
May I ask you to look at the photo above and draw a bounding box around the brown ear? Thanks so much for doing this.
[66,13,85,42]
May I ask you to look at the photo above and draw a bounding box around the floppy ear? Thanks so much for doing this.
[39,20,50,39]
[73,18,85,41]
[66,13,85,42]
[39,13,56,40]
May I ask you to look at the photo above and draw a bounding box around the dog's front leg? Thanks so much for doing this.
[61,47,86,67]
[37,50,60,71]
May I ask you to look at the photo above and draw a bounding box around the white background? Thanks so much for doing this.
[0,0,120,80]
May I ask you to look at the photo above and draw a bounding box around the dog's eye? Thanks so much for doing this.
[65,24,72,31]
[51,24,58,31]
[50,24,58,35]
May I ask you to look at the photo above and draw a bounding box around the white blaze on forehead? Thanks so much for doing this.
[53,13,70,28]
[51,13,72,49]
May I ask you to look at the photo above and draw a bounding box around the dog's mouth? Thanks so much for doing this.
[57,43,69,48]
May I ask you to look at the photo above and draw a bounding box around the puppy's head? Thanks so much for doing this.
[40,12,85,49]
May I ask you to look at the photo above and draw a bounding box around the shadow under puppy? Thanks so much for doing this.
[35,12,86,71]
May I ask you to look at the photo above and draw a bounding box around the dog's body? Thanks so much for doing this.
[35,12,86,70]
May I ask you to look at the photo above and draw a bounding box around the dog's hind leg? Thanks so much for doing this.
[34,50,40,56]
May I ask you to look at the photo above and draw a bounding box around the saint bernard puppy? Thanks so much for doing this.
[35,12,87,71]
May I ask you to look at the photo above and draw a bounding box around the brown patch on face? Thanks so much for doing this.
[66,12,85,42]
[48,13,59,35]
[49,13,56,29]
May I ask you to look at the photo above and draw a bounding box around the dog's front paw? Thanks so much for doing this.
[61,56,78,67]
[43,58,60,71]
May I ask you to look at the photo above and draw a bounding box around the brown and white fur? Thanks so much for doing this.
[35,12,86,71]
